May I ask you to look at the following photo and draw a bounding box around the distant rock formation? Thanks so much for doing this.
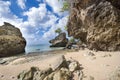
[0,22,26,57]
[49,33,68,47]
[67,0,120,51]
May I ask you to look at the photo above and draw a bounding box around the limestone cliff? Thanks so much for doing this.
[67,0,120,51]
[0,22,26,57]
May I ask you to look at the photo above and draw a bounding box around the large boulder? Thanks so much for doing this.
[0,22,26,57]
[67,0,120,51]
[49,33,68,47]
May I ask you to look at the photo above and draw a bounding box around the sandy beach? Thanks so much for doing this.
[0,49,120,80]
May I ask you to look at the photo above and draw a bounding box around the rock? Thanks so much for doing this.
[69,61,80,72]
[18,57,84,80]
[109,67,120,80]
[65,39,78,49]
[88,76,95,80]
[73,70,83,80]
[49,33,68,47]
[0,22,26,57]
[0,59,6,64]
[53,68,72,80]
[33,68,53,80]
[50,55,68,71]
[67,0,120,51]
[18,67,39,80]
[84,52,95,57]
[102,53,112,57]
[43,72,54,80]
[65,42,75,49]
[18,67,52,80]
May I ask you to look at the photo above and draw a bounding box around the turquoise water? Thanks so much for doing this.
[25,44,63,54]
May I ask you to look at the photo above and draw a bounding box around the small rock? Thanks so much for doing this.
[88,52,95,56]
[102,54,112,57]
[53,68,72,80]
[84,52,95,57]
[73,70,83,80]
[51,55,68,71]
[69,61,80,72]
[109,67,120,80]
[0,60,6,64]
[11,76,15,79]
[90,57,96,60]
[1,75,4,78]
[17,67,39,80]
[43,72,54,80]
[89,76,94,80]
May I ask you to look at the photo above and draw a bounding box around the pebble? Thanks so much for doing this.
[0,60,6,64]
[1,75,4,78]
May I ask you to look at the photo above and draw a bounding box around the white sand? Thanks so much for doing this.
[65,49,120,80]
[0,49,120,80]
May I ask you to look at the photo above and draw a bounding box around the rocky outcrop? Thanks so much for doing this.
[67,0,120,51]
[49,33,68,47]
[17,55,83,80]
[0,22,26,57]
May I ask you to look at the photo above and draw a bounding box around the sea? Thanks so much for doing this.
[25,44,64,54]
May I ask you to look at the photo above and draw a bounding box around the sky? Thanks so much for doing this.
[0,0,69,45]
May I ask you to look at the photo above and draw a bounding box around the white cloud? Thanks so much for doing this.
[45,0,63,13]
[0,1,16,20]
[17,0,26,9]
[0,1,29,43]
[0,0,69,45]
[23,3,58,29]
[43,15,68,41]
[23,4,47,27]
[0,1,23,26]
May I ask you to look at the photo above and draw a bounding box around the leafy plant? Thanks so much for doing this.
[69,37,75,43]
[58,0,69,12]
[61,1,69,12]
[55,28,62,34]
[64,26,67,31]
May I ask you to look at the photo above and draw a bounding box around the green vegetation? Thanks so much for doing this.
[58,0,69,12]
[61,1,69,12]
[64,26,67,31]
[69,37,75,43]
[55,28,62,34]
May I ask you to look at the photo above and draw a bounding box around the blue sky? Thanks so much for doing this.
[0,0,68,45]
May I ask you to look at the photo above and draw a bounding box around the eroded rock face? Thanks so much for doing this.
[49,33,68,47]
[67,0,120,51]
[0,22,26,57]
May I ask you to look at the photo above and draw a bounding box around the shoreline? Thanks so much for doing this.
[0,48,78,65]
